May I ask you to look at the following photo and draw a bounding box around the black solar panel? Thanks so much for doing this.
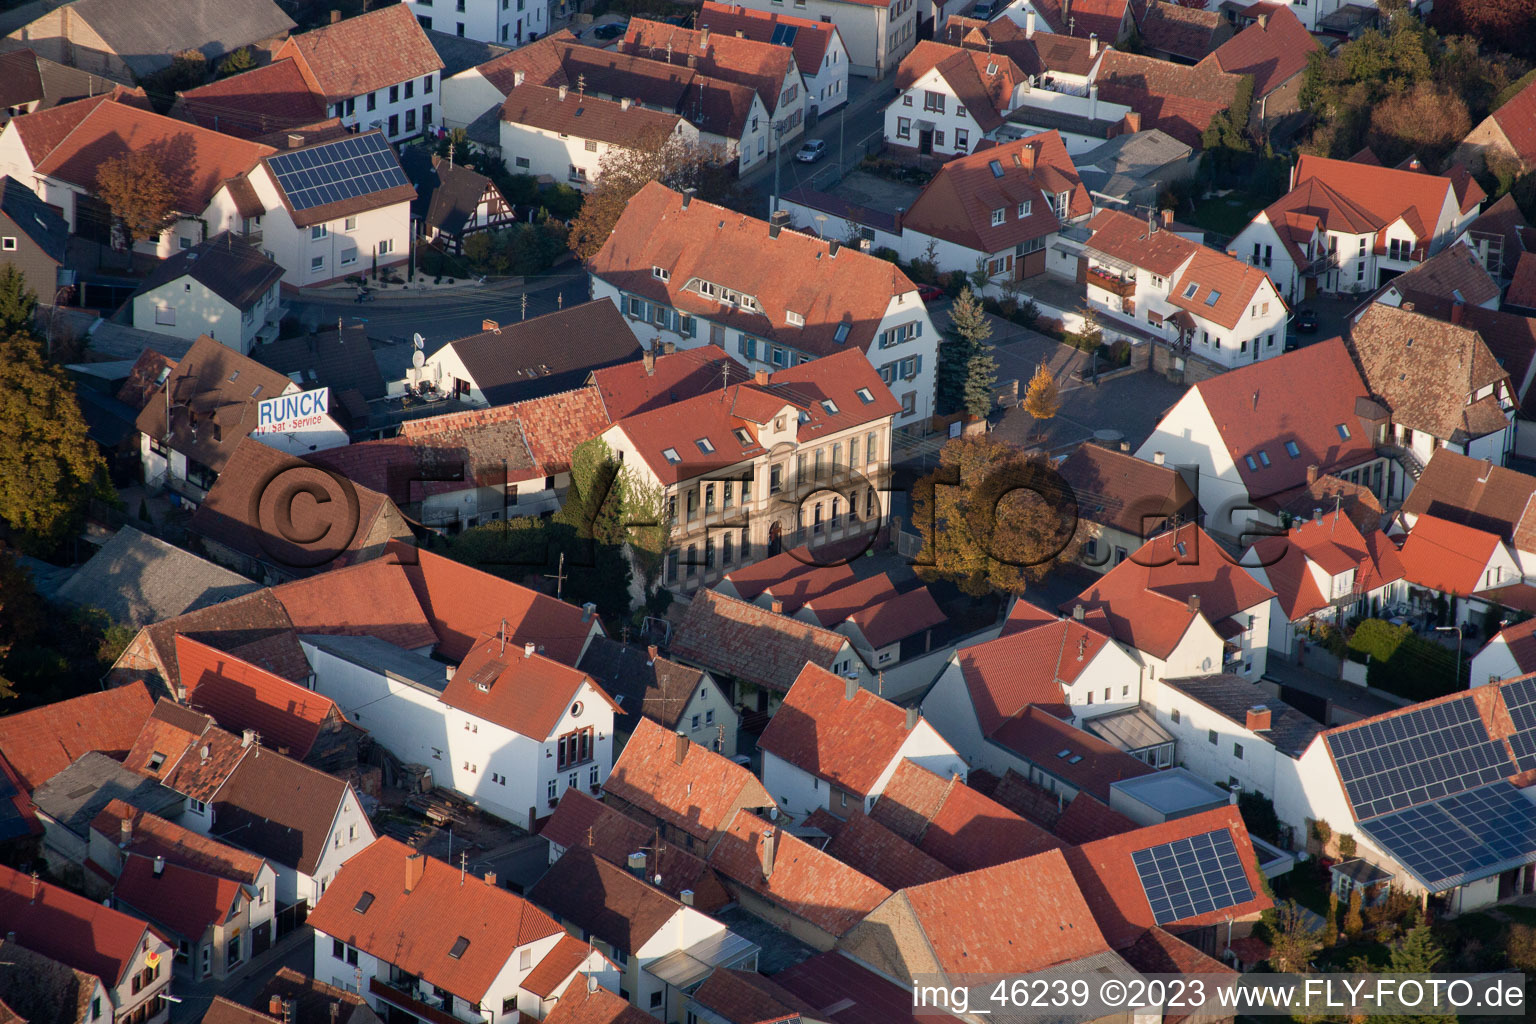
[1359,781,1536,889]
[1325,696,1513,818]
[769,23,798,45]
[268,132,410,212]
[1131,829,1255,926]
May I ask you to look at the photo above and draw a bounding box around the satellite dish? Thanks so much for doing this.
[413,333,425,350]
[412,349,425,368]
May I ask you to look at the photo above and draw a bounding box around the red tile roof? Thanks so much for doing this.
[869,760,1062,871]
[1285,154,1482,247]
[848,587,946,649]
[1062,805,1272,949]
[1094,50,1244,149]
[512,387,613,474]
[0,863,157,986]
[1210,5,1317,97]
[1491,618,1536,676]
[696,2,836,76]
[903,132,1090,254]
[90,799,266,884]
[1508,253,1536,311]
[308,837,562,1002]
[500,83,686,149]
[520,935,599,999]
[718,546,823,603]
[173,59,327,139]
[802,574,900,628]
[177,635,340,759]
[759,663,942,799]
[1053,791,1139,844]
[670,589,854,695]
[590,347,729,422]
[1247,511,1404,620]
[276,5,444,102]
[0,683,154,791]
[1397,514,1504,595]
[1491,75,1536,165]
[125,700,250,804]
[589,183,920,362]
[440,635,617,741]
[1058,442,1198,536]
[774,951,967,1024]
[34,101,272,213]
[114,854,243,942]
[6,93,124,163]
[541,983,655,1024]
[1133,1,1232,62]
[622,19,796,113]
[603,717,774,843]
[760,563,857,614]
[900,850,1111,973]
[1188,336,1377,500]
[811,808,954,890]
[540,788,730,910]
[1067,0,1131,41]
[690,968,814,1024]
[1067,523,1275,660]
[958,617,1112,724]
[270,559,438,652]
[389,541,597,665]
[989,706,1157,800]
[707,809,891,937]
[895,42,1026,132]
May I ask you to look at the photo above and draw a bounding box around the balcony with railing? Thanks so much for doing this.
[1086,266,1136,299]
[1303,249,1339,276]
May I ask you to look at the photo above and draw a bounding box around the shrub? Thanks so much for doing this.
[1338,833,1358,859]
[1237,791,1282,845]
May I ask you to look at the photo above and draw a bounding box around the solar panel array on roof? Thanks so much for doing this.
[769,23,799,46]
[1503,677,1536,774]
[1325,696,1511,819]
[1358,781,1536,890]
[1130,828,1254,926]
[267,133,409,212]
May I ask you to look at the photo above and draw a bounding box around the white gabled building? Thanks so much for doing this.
[276,6,445,143]
[720,0,916,79]
[204,130,414,288]
[590,182,940,432]
[303,628,619,831]
[1229,154,1485,302]
[405,0,546,46]
[498,81,698,189]
[885,41,1028,159]
[309,838,618,1023]
[1082,208,1289,372]
[697,2,850,118]
[128,233,284,355]
[758,663,966,820]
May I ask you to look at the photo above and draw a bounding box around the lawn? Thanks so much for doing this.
[1188,191,1270,239]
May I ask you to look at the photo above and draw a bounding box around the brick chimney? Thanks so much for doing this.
[1246,705,1272,732]
[405,851,426,893]
[1124,112,1141,132]
[1161,208,1173,226]
[768,209,790,238]
[770,597,785,614]
[1187,593,1200,614]
[620,97,632,111]
[643,349,656,375]
[1452,300,1465,325]
[700,26,711,48]
[119,817,132,848]
[269,997,284,1017]
[330,9,342,23]
[674,729,689,765]
[663,340,676,355]
[483,319,499,332]
[759,827,778,877]
[524,641,536,659]
[1307,464,1320,484]
[1257,11,1269,28]
[483,870,498,887]
[647,644,659,665]
[754,368,770,385]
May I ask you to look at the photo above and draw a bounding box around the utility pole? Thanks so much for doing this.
[770,119,785,219]
[546,551,567,601]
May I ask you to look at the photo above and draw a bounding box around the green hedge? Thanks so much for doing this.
[1347,618,1464,701]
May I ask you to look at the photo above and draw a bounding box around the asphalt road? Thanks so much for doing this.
[287,268,592,380]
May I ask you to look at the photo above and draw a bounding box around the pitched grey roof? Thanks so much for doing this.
[0,175,67,264]
[1076,129,1193,201]
[424,158,497,239]
[577,635,705,732]
[130,232,284,312]
[253,323,386,405]
[0,47,117,120]
[1160,674,1323,758]
[423,28,511,79]
[30,752,183,839]
[443,300,643,405]
[55,526,260,628]
[59,0,295,78]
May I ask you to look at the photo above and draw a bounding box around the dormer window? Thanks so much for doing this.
[698,281,717,297]
[734,427,754,445]
[653,266,670,281]
[787,310,805,326]
[991,208,1005,226]
[1018,200,1032,217]
[797,410,810,424]
[147,752,166,772]
[695,437,715,454]
[820,399,839,415]
[1183,283,1198,299]
[856,387,874,404]
[662,448,682,464]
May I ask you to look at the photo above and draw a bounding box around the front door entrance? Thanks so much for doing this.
[918,129,933,155]
[767,521,783,556]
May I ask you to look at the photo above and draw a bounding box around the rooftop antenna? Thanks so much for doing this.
[546,551,567,601]
[448,137,455,168]
[499,617,508,656]
[578,72,586,96]
[460,850,468,885]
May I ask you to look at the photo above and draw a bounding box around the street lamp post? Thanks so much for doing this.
[1435,625,1464,689]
